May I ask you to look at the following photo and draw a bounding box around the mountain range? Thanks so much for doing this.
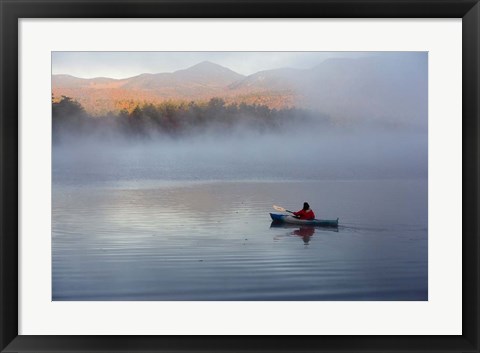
[52,54,427,127]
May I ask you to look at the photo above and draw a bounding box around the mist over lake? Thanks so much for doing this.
[52,52,428,301]
[54,124,427,184]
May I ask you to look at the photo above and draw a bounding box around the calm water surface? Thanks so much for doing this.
[53,158,427,300]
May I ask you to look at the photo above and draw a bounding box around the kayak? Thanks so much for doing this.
[270,221,339,233]
[270,213,339,227]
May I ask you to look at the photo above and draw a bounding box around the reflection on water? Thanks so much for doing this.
[270,223,317,244]
[53,179,427,301]
[293,227,315,244]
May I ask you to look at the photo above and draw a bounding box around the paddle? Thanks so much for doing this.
[273,205,295,214]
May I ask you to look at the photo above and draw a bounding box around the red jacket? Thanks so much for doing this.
[293,209,315,220]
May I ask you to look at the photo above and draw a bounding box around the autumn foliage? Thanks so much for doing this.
[52,96,326,143]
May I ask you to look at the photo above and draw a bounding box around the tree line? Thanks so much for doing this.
[52,96,328,143]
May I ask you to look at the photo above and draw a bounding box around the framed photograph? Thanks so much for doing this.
[1,0,478,352]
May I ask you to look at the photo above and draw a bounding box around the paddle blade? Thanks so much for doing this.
[273,205,286,212]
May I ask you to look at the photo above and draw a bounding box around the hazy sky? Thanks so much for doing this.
[52,51,374,79]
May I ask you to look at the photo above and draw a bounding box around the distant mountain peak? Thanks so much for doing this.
[196,60,216,66]
[171,61,245,86]
[178,61,242,76]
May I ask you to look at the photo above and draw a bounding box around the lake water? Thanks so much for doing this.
[52,145,428,300]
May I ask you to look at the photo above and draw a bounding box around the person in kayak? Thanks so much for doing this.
[293,202,316,220]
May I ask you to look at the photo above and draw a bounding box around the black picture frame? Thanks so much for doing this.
[1,0,478,352]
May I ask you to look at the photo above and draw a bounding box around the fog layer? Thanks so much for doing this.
[53,122,427,186]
